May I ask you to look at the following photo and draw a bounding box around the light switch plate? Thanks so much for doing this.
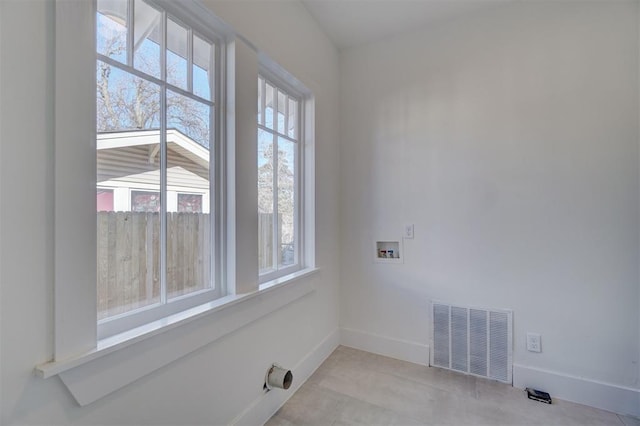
[404,224,414,239]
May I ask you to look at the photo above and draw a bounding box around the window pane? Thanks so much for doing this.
[97,188,114,212]
[167,90,210,148]
[166,94,211,299]
[133,0,161,78]
[288,98,297,139]
[277,90,286,134]
[277,137,296,268]
[258,77,263,125]
[193,35,212,101]
[167,18,188,90]
[97,206,161,320]
[131,190,160,212]
[97,61,161,131]
[97,0,128,64]
[178,194,203,213]
[265,83,275,130]
[258,129,274,273]
[97,64,161,320]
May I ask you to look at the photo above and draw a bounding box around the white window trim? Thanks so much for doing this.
[53,0,98,362]
[36,267,317,405]
[40,0,317,406]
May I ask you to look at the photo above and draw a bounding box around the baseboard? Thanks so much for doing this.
[231,332,639,423]
[513,364,640,417]
[231,328,340,426]
[340,327,430,366]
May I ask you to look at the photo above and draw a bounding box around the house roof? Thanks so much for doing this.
[97,128,210,170]
[97,129,210,188]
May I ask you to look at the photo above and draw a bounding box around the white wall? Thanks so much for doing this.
[3,0,639,421]
[0,1,340,424]
[637,0,640,394]
[339,0,640,415]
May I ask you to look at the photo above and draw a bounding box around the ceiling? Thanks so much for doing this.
[301,0,512,50]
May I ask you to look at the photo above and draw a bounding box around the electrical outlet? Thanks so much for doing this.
[404,224,414,239]
[526,333,541,353]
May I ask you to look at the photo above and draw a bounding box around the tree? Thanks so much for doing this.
[97,62,160,132]
[258,142,295,250]
[96,14,210,147]
[97,10,293,254]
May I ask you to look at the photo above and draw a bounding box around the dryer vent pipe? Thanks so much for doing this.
[265,364,293,390]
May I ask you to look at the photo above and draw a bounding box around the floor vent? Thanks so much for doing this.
[431,302,512,383]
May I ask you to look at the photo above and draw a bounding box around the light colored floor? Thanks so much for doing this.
[266,346,640,426]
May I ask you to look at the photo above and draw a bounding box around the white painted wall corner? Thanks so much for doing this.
[513,364,640,418]
[231,328,340,426]
[340,327,430,366]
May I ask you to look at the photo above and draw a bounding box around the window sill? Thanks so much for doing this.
[35,267,319,405]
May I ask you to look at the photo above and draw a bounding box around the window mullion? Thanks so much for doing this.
[127,0,134,67]
[298,103,304,265]
[257,124,296,143]
[284,93,289,138]
[209,43,215,104]
[208,46,215,293]
[160,11,167,82]
[273,82,279,269]
[160,11,168,305]
[260,78,266,127]
[294,109,300,266]
[166,82,214,106]
[213,42,221,294]
[187,29,193,93]
[272,130,279,270]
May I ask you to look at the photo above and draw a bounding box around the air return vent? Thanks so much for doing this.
[431,302,512,383]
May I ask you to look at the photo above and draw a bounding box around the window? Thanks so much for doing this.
[97,188,114,212]
[41,0,319,404]
[177,193,203,213]
[257,75,303,281]
[96,0,220,337]
[131,190,160,212]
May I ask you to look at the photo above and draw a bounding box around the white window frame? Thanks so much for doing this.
[258,72,305,283]
[95,0,225,340]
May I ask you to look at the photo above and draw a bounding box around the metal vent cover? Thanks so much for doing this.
[431,302,512,383]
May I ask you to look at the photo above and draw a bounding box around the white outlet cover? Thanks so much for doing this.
[526,333,541,353]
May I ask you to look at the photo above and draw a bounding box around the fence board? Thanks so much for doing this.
[107,212,117,317]
[258,213,273,272]
[97,213,109,320]
[97,212,210,319]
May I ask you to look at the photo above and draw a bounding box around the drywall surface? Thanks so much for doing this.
[339,0,639,398]
[0,1,339,425]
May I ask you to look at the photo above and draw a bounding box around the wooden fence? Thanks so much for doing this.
[97,211,210,320]
[259,213,274,272]
[258,213,294,271]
